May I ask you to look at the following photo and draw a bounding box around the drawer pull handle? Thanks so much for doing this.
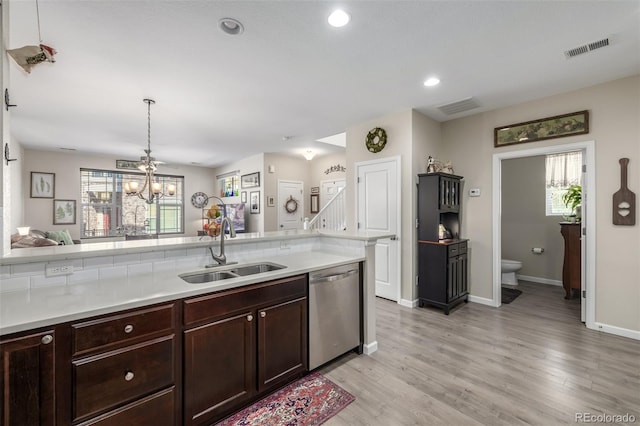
[247,315,253,322]
[124,324,134,334]
[124,371,135,381]
[260,311,266,318]
[41,335,53,345]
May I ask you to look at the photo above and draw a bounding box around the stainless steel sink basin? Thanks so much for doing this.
[179,262,286,284]
[179,270,239,284]
[229,263,286,276]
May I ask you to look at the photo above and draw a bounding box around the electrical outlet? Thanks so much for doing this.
[46,264,74,277]
[280,240,290,250]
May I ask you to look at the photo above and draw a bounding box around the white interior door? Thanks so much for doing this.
[278,180,304,230]
[320,179,346,209]
[580,150,587,322]
[356,158,400,302]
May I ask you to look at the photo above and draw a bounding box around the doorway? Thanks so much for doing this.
[355,156,401,302]
[320,178,346,210]
[277,180,304,230]
[492,141,595,329]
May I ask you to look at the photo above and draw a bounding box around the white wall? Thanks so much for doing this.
[263,153,311,232]
[442,75,640,332]
[21,149,216,239]
[502,155,563,282]
[211,153,264,234]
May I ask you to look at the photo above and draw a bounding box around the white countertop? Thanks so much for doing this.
[0,251,363,335]
[1,229,391,265]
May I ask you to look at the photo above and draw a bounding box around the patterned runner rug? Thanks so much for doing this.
[217,372,355,426]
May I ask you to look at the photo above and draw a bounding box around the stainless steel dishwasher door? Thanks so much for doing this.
[309,263,360,370]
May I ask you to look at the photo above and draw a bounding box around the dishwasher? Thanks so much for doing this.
[309,262,361,370]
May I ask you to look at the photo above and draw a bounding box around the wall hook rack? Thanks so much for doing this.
[4,143,18,165]
[4,89,17,111]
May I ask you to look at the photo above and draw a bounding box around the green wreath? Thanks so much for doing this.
[366,127,387,153]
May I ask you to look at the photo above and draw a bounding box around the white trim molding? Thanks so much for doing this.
[399,298,418,308]
[516,274,563,286]
[468,295,497,307]
[493,140,596,330]
[591,323,640,341]
[363,341,379,354]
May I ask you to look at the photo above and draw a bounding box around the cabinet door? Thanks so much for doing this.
[0,330,55,426]
[447,257,458,301]
[457,253,468,296]
[258,297,307,393]
[183,312,255,426]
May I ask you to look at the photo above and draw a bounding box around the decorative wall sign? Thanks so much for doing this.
[267,196,275,207]
[31,172,55,198]
[53,199,76,225]
[494,110,589,147]
[241,191,247,204]
[613,158,636,226]
[365,127,387,153]
[241,172,260,188]
[324,164,346,175]
[310,186,320,194]
[116,159,141,170]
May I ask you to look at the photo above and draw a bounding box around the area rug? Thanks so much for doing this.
[502,287,523,304]
[217,372,355,426]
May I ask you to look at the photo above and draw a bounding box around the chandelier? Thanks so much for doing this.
[124,99,175,204]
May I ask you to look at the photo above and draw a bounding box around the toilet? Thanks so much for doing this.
[501,259,523,285]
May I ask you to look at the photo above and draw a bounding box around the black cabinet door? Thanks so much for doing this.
[457,253,468,296]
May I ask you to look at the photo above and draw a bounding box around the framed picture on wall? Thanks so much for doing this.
[53,199,76,225]
[31,172,55,198]
[249,191,260,214]
[310,194,319,213]
[241,172,260,189]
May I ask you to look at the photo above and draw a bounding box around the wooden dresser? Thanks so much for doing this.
[560,222,581,299]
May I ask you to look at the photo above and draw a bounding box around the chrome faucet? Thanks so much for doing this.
[207,216,237,267]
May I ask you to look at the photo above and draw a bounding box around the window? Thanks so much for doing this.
[545,151,582,216]
[81,169,184,238]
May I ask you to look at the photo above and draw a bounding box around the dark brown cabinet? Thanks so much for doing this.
[418,173,469,314]
[70,303,178,425]
[0,330,56,426]
[560,222,581,299]
[183,275,308,426]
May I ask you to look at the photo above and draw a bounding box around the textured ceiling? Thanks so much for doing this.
[7,1,640,167]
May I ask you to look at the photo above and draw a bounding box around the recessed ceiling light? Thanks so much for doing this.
[219,18,244,35]
[328,10,350,27]
[424,77,440,87]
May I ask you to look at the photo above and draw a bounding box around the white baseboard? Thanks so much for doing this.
[363,341,378,355]
[398,298,418,308]
[590,322,640,341]
[517,274,562,286]
[468,295,497,307]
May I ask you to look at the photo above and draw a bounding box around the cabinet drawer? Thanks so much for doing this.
[457,241,467,255]
[76,387,175,426]
[447,243,460,257]
[73,336,175,421]
[72,304,175,355]
[184,275,307,327]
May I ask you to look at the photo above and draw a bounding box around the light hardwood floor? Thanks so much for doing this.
[320,281,640,425]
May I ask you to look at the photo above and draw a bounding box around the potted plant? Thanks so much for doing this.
[562,184,582,222]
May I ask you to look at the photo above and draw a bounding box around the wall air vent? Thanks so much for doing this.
[564,37,610,59]
[437,97,481,116]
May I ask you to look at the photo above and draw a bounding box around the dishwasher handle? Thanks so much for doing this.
[310,269,358,284]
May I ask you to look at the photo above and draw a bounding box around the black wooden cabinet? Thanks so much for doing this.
[417,173,469,314]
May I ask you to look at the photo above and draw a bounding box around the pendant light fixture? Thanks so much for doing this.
[124,99,175,204]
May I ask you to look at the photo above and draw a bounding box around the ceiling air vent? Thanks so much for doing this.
[564,37,610,59]
[437,97,481,116]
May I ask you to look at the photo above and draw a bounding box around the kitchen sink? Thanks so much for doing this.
[179,262,286,284]
[229,263,286,276]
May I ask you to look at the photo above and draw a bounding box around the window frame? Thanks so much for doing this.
[80,168,185,239]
